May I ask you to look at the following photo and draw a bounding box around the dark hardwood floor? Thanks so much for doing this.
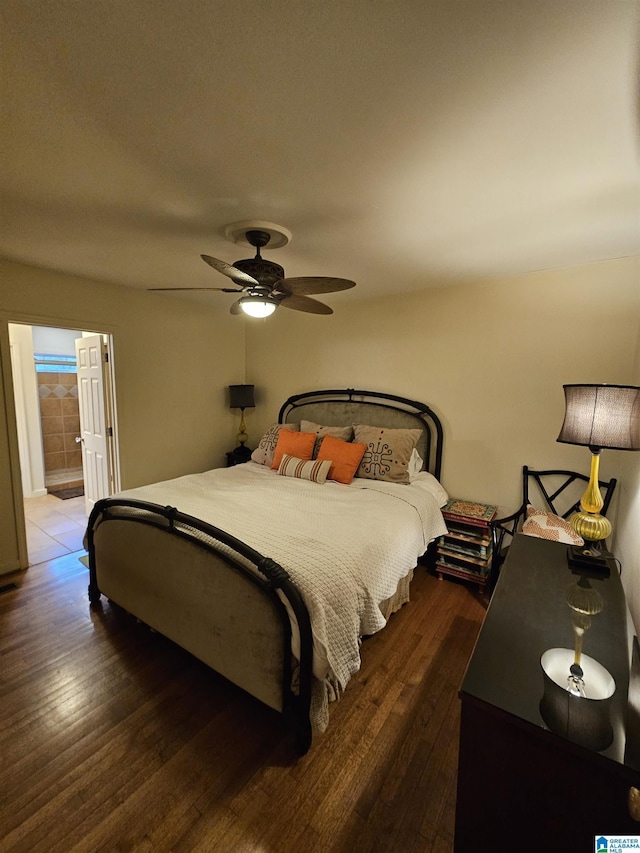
[0,551,486,852]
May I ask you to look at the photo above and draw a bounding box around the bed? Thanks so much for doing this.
[85,388,447,753]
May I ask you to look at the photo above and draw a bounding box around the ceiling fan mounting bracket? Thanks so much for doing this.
[245,229,272,250]
[224,220,291,250]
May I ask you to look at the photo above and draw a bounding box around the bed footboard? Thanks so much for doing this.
[86,498,314,754]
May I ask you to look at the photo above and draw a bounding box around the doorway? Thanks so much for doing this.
[8,323,119,566]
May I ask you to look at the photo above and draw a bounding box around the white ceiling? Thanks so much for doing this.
[1,0,639,309]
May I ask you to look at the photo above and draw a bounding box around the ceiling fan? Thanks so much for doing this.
[148,227,356,317]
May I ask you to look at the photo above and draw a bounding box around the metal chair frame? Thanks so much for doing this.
[491,465,617,576]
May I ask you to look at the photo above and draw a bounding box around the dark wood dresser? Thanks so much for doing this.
[455,533,640,852]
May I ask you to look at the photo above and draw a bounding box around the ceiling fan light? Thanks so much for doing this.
[239,296,278,318]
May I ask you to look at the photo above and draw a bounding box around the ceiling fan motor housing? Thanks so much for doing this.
[234,257,285,288]
[234,229,284,287]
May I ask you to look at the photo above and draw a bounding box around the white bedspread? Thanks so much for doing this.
[115,462,447,693]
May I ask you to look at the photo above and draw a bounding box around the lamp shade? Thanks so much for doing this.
[557,384,640,451]
[229,384,255,410]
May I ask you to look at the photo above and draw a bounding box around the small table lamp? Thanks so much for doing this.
[557,384,640,557]
[229,384,255,456]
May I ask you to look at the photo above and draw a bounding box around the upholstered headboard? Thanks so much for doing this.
[278,388,443,481]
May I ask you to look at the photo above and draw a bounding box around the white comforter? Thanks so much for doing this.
[115,462,448,693]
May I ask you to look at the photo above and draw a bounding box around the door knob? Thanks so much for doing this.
[75,436,83,444]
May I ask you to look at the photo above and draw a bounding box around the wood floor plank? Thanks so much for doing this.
[0,552,486,852]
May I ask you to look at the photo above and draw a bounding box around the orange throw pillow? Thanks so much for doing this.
[271,429,316,470]
[316,435,367,485]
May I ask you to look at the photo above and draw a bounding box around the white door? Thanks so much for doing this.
[75,335,111,515]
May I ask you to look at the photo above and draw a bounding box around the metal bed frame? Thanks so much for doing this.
[86,389,444,753]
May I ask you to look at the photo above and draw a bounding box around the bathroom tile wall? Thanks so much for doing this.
[37,372,82,474]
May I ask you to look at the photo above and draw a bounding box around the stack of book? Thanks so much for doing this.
[436,498,497,590]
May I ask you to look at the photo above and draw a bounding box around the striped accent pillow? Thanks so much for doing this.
[277,454,332,484]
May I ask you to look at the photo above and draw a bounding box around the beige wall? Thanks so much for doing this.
[246,256,640,629]
[614,312,640,633]
[0,260,245,574]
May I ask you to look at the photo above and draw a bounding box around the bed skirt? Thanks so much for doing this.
[310,567,415,733]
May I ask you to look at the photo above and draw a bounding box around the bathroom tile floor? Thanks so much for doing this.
[23,493,88,566]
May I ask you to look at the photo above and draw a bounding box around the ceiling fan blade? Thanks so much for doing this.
[229,299,244,315]
[277,293,333,315]
[201,254,259,286]
[275,276,356,296]
[148,286,243,292]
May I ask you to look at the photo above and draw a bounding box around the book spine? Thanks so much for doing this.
[442,515,495,529]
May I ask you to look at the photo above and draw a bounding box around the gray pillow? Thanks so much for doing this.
[353,424,422,484]
[300,419,353,458]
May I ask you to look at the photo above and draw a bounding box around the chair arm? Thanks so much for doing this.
[490,504,527,554]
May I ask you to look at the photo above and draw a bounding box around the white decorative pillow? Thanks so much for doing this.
[277,453,332,484]
[522,504,584,545]
[353,424,422,484]
[251,423,299,467]
[408,448,424,479]
[300,420,353,457]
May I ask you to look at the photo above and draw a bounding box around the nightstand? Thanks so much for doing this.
[226,445,252,467]
[435,498,497,591]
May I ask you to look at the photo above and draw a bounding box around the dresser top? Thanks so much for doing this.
[460,533,639,773]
